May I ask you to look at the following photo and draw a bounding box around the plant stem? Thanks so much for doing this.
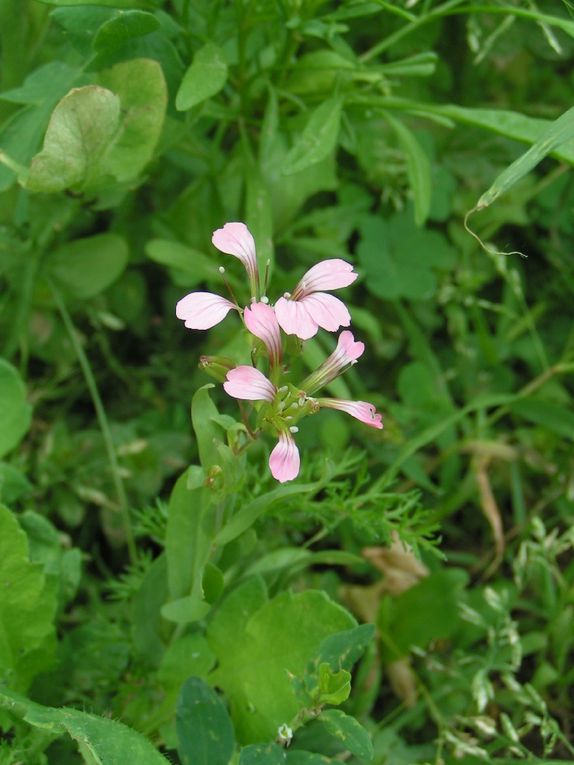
[50,282,137,564]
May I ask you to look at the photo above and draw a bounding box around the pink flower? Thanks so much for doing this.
[318,398,383,429]
[275,259,357,340]
[243,302,282,368]
[269,431,301,483]
[212,222,260,298]
[223,366,276,401]
[176,292,237,330]
[300,330,365,394]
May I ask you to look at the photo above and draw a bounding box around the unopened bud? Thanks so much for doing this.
[199,355,235,382]
[218,266,225,273]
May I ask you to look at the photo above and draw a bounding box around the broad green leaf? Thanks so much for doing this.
[0,360,32,459]
[207,576,268,658]
[283,97,342,175]
[475,106,574,211]
[0,505,57,691]
[386,114,431,226]
[240,743,286,764]
[315,624,376,672]
[163,469,215,623]
[318,709,374,760]
[208,590,356,743]
[379,569,467,659]
[93,10,159,52]
[27,86,121,193]
[176,677,234,765]
[27,59,166,194]
[357,211,455,300]
[510,398,574,441]
[46,233,129,299]
[0,687,170,764]
[176,42,228,111]
[97,58,167,182]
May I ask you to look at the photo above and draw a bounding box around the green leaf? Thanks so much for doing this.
[93,10,160,53]
[192,384,223,469]
[46,233,129,299]
[0,360,32,459]
[318,709,374,761]
[510,398,574,441]
[0,62,80,105]
[283,97,342,175]
[0,505,57,691]
[379,569,467,659]
[475,105,574,210]
[163,469,215,624]
[208,589,356,743]
[386,115,431,227]
[428,103,574,166]
[315,624,376,672]
[357,210,455,300]
[0,687,170,764]
[207,576,268,658]
[27,59,166,194]
[176,42,228,111]
[27,85,121,193]
[145,239,221,286]
[176,677,235,765]
[215,478,330,547]
[286,753,331,765]
[240,743,286,764]
[97,58,167,183]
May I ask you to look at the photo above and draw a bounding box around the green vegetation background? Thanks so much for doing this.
[0,1,573,763]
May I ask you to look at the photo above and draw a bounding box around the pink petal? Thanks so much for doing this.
[337,330,364,361]
[244,302,282,365]
[212,222,259,290]
[319,398,383,429]
[294,259,357,297]
[176,292,236,330]
[269,432,301,482]
[275,297,318,340]
[223,365,276,401]
[299,293,351,334]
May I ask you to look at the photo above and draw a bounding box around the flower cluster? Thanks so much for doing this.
[176,222,382,482]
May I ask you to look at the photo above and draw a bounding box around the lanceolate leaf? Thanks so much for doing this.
[176,42,228,111]
[386,114,431,226]
[474,105,574,210]
[283,97,343,175]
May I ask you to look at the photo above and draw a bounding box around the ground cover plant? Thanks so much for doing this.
[1,0,574,763]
